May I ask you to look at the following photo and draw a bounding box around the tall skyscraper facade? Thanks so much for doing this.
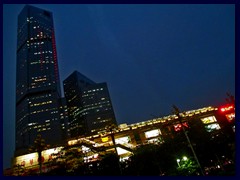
[59,97,69,140]
[15,5,62,155]
[63,71,117,138]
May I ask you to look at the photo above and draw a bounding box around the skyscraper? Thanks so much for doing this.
[15,5,62,155]
[63,71,117,138]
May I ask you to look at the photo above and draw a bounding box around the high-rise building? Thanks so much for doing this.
[59,97,69,140]
[15,5,62,155]
[63,71,117,138]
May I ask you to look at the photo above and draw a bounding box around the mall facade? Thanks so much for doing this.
[12,104,235,174]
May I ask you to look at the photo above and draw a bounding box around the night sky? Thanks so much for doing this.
[3,4,235,169]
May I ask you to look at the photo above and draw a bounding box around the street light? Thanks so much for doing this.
[177,156,188,168]
[183,156,188,161]
[172,105,205,176]
[176,159,180,167]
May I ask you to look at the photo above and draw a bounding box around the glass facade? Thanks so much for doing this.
[15,5,62,155]
[63,71,117,138]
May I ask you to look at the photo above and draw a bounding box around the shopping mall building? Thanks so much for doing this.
[12,104,235,174]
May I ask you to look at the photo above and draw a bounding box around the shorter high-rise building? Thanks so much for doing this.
[63,71,117,138]
[59,97,69,141]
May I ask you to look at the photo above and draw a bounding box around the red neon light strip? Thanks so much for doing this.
[51,29,59,82]
[220,105,234,112]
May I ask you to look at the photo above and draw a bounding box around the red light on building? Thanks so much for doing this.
[220,105,234,113]
[220,108,226,112]
[173,122,189,132]
[174,124,182,131]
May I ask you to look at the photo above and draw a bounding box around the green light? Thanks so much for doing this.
[183,156,188,161]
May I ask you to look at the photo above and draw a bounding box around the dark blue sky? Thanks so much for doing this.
[3,4,235,169]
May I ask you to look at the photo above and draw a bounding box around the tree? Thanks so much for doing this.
[47,143,85,175]
[226,92,235,105]
[126,144,161,175]
[98,152,121,175]
[28,134,50,175]
[177,157,199,176]
[13,164,25,176]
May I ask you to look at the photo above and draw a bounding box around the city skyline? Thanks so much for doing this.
[3,4,235,169]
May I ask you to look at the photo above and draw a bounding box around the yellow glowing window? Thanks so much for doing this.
[201,116,217,124]
[101,137,109,142]
[145,129,161,138]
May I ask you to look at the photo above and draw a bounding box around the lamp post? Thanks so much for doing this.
[173,105,205,176]
[105,124,117,153]
[176,159,181,168]
[105,124,123,175]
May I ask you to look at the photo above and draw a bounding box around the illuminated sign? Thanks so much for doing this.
[145,129,161,138]
[220,105,234,112]
[225,113,235,121]
[201,116,217,124]
[173,122,189,132]
[101,136,109,142]
[15,152,38,168]
[14,147,63,168]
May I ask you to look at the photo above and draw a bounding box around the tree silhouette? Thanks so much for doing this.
[28,134,50,175]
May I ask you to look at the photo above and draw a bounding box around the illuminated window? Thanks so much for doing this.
[145,129,161,138]
[116,147,131,155]
[81,145,90,153]
[115,136,131,144]
[146,137,163,144]
[201,116,217,124]
[205,123,221,132]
